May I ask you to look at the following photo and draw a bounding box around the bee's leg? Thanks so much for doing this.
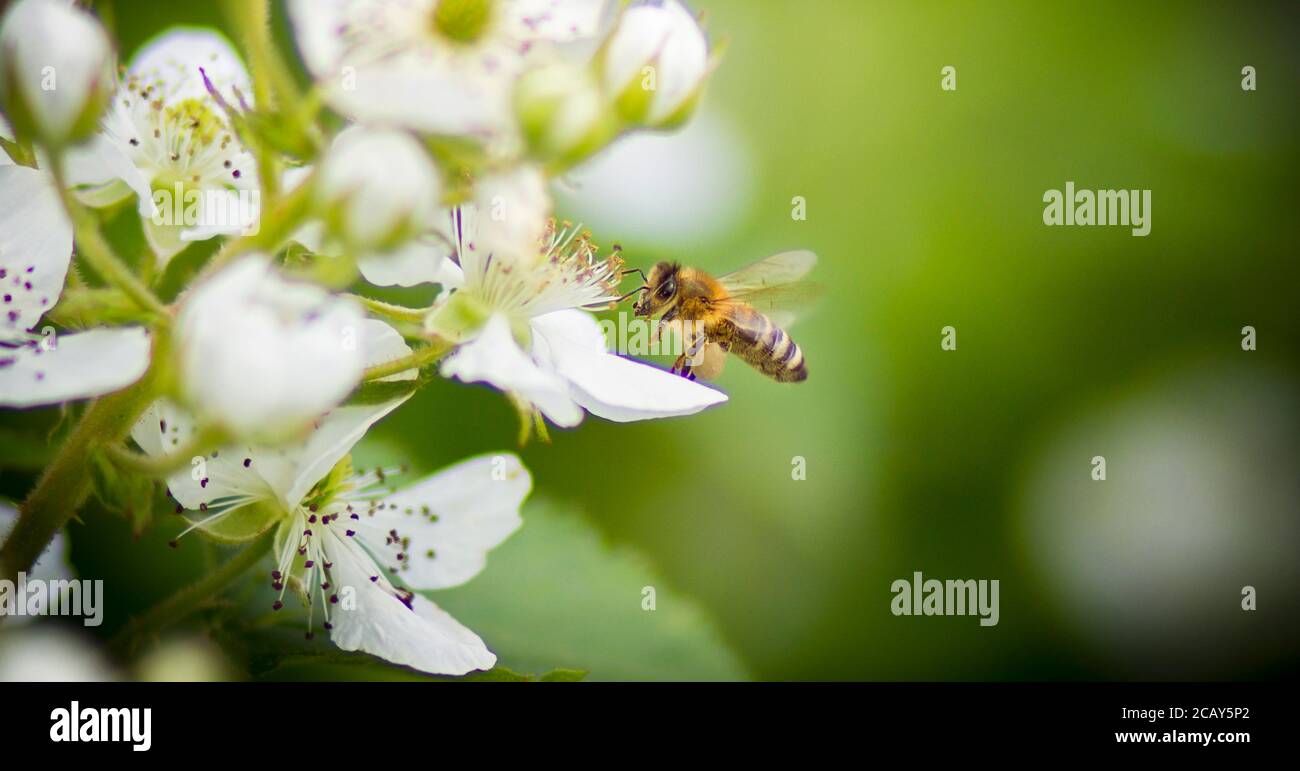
[671,354,686,375]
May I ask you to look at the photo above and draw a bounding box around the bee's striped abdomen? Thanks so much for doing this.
[728,307,807,383]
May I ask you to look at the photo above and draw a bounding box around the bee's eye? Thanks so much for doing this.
[657,281,675,300]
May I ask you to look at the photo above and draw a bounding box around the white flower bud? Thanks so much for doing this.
[316,126,442,253]
[0,0,114,147]
[175,257,367,441]
[515,59,613,166]
[599,0,710,129]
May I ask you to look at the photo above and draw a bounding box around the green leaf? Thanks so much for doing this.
[194,499,283,544]
[430,500,750,681]
[88,450,160,536]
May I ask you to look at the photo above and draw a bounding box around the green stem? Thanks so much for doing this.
[48,158,170,320]
[348,294,431,324]
[206,170,314,273]
[110,532,274,654]
[364,339,453,381]
[222,0,303,116]
[104,424,229,477]
[0,372,158,585]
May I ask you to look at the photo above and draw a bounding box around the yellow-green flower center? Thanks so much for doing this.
[163,97,225,148]
[431,0,495,45]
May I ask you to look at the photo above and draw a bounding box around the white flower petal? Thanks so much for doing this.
[472,166,551,267]
[504,0,611,43]
[179,187,262,242]
[441,313,583,427]
[0,164,72,335]
[274,320,415,506]
[357,240,463,289]
[131,400,274,509]
[325,531,496,675]
[359,317,417,381]
[61,135,155,216]
[0,328,151,408]
[128,27,251,105]
[531,309,727,422]
[279,399,410,510]
[355,454,528,590]
[285,0,350,79]
[324,64,507,137]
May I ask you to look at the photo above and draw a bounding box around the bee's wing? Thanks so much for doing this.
[716,283,824,328]
[718,250,817,293]
[718,250,822,327]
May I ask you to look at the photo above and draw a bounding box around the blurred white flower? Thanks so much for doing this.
[350,164,551,289]
[1020,366,1300,677]
[429,205,728,426]
[599,0,710,128]
[287,0,611,140]
[174,256,367,441]
[0,164,152,408]
[0,0,115,147]
[0,625,116,682]
[554,108,751,248]
[61,28,259,265]
[131,364,529,676]
[315,126,443,256]
[134,636,237,682]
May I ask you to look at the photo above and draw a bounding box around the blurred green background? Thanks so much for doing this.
[2,0,1298,681]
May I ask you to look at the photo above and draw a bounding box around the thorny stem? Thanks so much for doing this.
[0,369,159,586]
[348,294,431,324]
[364,339,454,381]
[48,157,170,320]
[110,531,274,654]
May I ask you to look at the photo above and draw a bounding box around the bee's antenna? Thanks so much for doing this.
[621,268,647,282]
[616,286,647,303]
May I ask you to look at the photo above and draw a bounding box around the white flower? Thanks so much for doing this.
[174,256,367,441]
[344,164,550,290]
[0,626,117,682]
[315,126,443,255]
[130,373,529,676]
[62,29,259,265]
[600,0,710,128]
[427,203,727,426]
[288,0,611,140]
[0,0,115,147]
[0,164,152,408]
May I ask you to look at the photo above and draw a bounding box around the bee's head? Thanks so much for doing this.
[633,261,680,317]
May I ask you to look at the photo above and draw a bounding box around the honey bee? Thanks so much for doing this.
[629,250,819,383]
